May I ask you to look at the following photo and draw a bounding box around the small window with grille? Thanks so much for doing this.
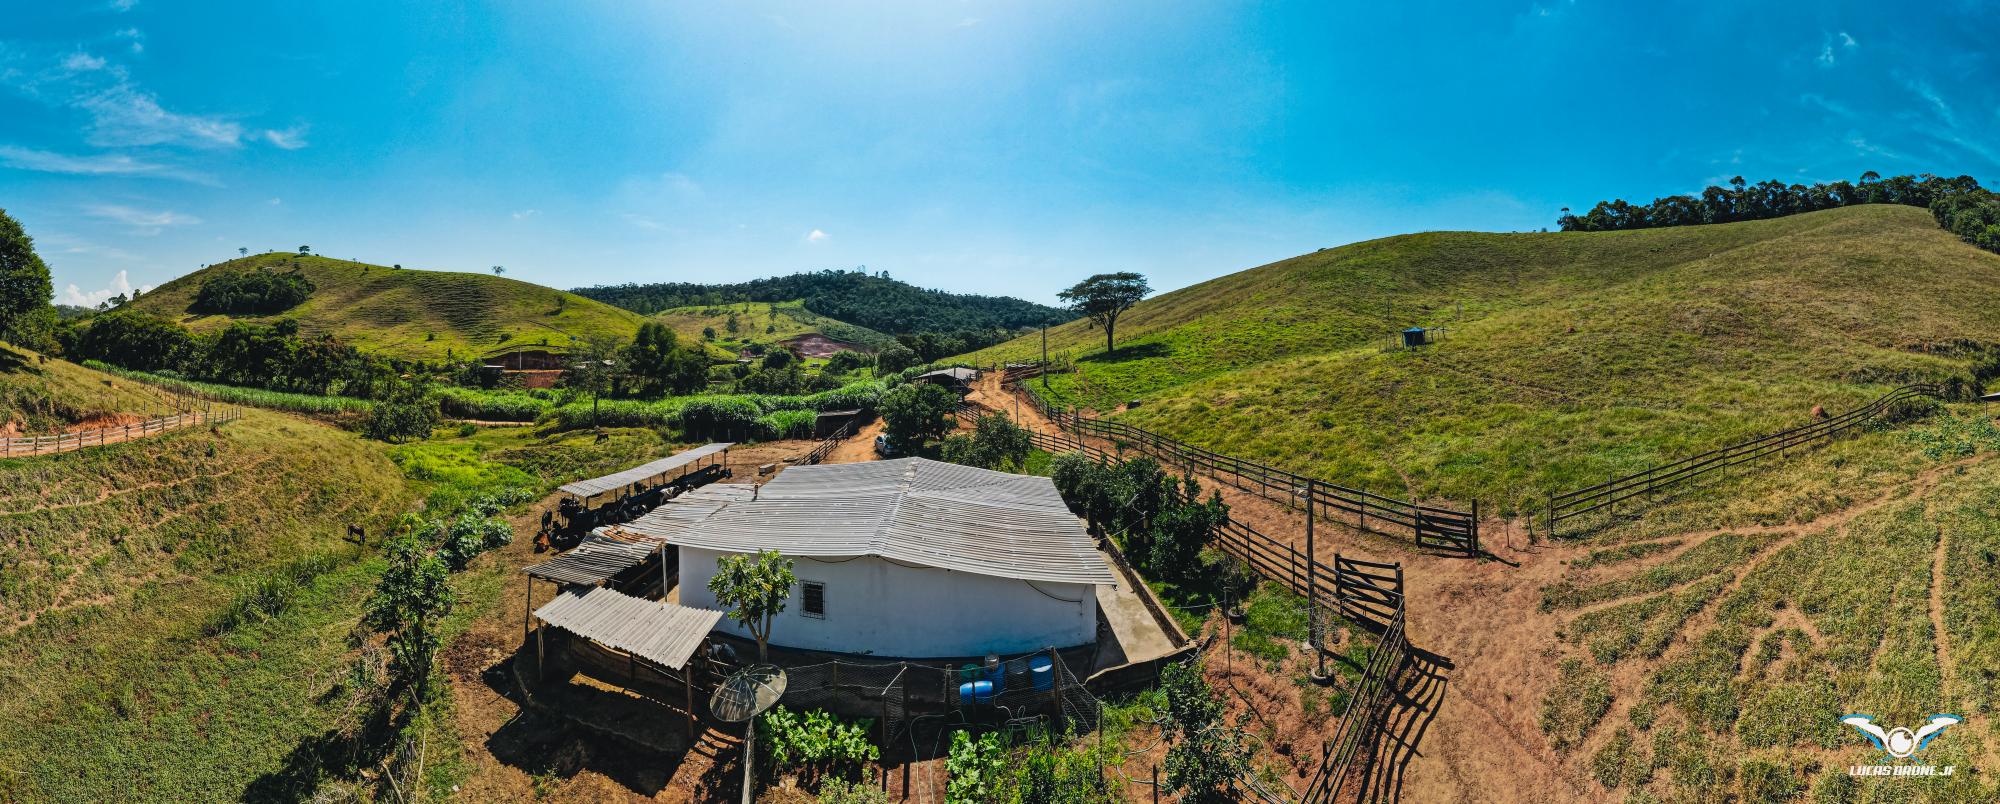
[802,581,826,619]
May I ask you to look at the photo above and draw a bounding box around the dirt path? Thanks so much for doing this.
[1930,521,1953,689]
[824,417,885,464]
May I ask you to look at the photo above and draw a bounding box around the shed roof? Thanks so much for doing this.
[558,443,733,499]
[633,458,1115,587]
[534,587,724,670]
[523,533,663,586]
[915,367,979,383]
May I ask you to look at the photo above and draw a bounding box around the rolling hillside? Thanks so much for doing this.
[574,268,1074,335]
[653,299,896,357]
[964,204,2000,513]
[0,348,420,799]
[129,254,646,362]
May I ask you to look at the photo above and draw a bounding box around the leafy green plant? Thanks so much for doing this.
[944,730,1007,804]
[757,706,879,788]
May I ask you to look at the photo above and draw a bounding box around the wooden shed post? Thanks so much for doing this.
[523,575,532,644]
[684,662,696,743]
[1049,647,1064,733]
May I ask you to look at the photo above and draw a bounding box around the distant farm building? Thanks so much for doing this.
[625,457,1116,658]
[814,408,865,439]
[480,344,571,388]
[912,366,980,396]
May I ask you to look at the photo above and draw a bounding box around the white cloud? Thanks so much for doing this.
[85,203,202,235]
[1908,80,1955,126]
[262,125,308,150]
[79,82,243,148]
[1817,44,1836,67]
[114,28,145,54]
[108,0,138,11]
[623,213,663,230]
[0,44,266,150]
[1838,31,1857,48]
[956,18,982,28]
[61,269,148,307]
[267,197,281,205]
[62,52,106,72]
[806,228,830,243]
[0,144,209,183]
[512,209,538,220]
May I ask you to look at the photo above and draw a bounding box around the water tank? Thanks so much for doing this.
[1029,655,1054,692]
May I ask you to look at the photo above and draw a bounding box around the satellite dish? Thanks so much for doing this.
[709,663,787,723]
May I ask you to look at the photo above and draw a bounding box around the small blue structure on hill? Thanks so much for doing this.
[1401,327,1429,348]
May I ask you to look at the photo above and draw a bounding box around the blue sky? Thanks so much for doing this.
[2,1,1997,307]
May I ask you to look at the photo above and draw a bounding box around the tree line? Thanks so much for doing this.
[572,268,1077,336]
[1557,172,2000,256]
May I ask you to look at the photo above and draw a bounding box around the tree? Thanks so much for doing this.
[71,311,194,371]
[622,322,707,397]
[363,533,455,701]
[708,549,796,661]
[1160,658,1251,802]
[762,346,798,370]
[364,382,441,443]
[298,245,311,255]
[879,381,958,453]
[1058,272,1150,354]
[492,265,505,276]
[0,209,54,344]
[875,343,919,375]
[238,247,248,257]
[564,335,625,427]
[940,412,1032,470]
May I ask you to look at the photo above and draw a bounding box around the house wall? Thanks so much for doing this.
[678,546,1099,658]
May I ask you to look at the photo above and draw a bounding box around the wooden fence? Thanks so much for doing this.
[800,420,856,466]
[965,391,1416,803]
[1547,383,1947,536]
[0,403,242,457]
[982,379,1481,556]
[1300,604,1409,803]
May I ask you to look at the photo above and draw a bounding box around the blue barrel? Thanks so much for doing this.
[958,680,994,705]
[1029,656,1054,691]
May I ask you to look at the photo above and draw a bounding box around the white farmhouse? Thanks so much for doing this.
[655,458,1116,659]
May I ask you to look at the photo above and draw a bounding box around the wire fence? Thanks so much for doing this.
[1546,382,1949,536]
[0,401,243,457]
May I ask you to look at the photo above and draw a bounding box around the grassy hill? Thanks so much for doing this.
[653,299,896,357]
[964,205,2000,514]
[574,268,1074,335]
[0,347,420,799]
[0,346,685,800]
[128,254,646,362]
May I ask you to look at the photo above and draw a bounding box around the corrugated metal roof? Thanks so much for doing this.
[916,367,979,382]
[651,458,1115,587]
[523,533,663,586]
[558,443,734,499]
[534,587,724,670]
[609,484,757,542]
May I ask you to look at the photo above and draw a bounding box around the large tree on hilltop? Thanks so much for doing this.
[0,209,54,344]
[1058,272,1150,354]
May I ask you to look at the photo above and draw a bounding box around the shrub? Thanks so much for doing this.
[436,386,554,421]
[364,397,440,443]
